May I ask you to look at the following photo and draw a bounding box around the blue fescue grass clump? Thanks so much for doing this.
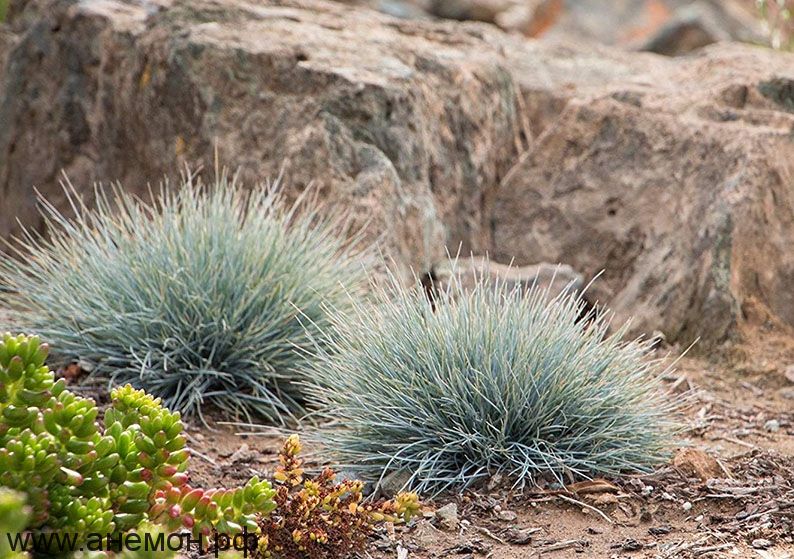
[306,268,679,494]
[0,171,365,424]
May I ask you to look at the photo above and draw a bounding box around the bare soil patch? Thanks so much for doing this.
[123,336,790,558]
[18,318,794,558]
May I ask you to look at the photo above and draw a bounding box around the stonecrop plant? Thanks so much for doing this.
[306,267,679,494]
[0,333,276,555]
[255,435,420,559]
[0,489,28,559]
[0,171,364,423]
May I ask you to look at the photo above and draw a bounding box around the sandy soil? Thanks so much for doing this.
[137,331,792,559]
[8,315,794,558]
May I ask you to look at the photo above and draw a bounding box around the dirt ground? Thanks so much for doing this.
[7,307,794,558]
[139,330,794,559]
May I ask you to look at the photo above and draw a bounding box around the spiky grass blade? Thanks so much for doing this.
[306,266,680,494]
[0,171,365,424]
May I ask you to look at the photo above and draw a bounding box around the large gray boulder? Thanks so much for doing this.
[491,44,794,344]
[0,0,524,282]
[2,0,794,348]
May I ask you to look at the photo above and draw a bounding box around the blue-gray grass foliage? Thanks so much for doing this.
[0,171,365,423]
[307,268,679,494]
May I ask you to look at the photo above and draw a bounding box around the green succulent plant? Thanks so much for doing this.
[0,489,29,559]
[0,333,276,555]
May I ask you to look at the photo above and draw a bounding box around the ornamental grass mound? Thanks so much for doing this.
[306,266,680,494]
[0,172,364,423]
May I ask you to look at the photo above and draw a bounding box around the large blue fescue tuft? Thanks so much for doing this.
[0,171,365,424]
[307,267,680,494]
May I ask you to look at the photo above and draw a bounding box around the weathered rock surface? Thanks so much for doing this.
[2,0,794,348]
[504,39,658,137]
[673,448,724,481]
[492,43,794,344]
[0,0,524,281]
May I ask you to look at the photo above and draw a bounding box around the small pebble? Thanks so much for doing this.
[682,501,692,512]
[752,538,773,550]
[434,503,459,531]
[764,419,781,433]
[497,510,517,522]
[504,527,535,545]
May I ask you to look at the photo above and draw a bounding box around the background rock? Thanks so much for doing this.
[1,0,794,348]
[430,256,584,303]
[332,0,432,20]
[492,44,794,345]
[420,0,766,55]
[546,0,765,49]
[511,0,766,55]
[0,0,524,282]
